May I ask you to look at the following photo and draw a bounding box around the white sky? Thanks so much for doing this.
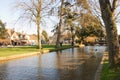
[0,0,120,36]
[0,0,56,36]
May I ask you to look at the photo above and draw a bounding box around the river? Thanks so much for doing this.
[0,46,106,80]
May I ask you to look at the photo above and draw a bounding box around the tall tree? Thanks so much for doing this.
[56,0,64,48]
[0,20,7,39]
[99,0,120,68]
[15,0,53,50]
[64,1,78,46]
[75,0,97,43]
[15,0,43,50]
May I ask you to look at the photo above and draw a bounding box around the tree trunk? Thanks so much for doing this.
[37,23,42,50]
[37,0,42,50]
[56,0,64,48]
[71,28,74,46]
[99,0,120,68]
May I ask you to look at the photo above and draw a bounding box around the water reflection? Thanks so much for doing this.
[0,46,106,80]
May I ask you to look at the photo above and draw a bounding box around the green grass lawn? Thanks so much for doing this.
[0,44,72,57]
[42,44,72,50]
[101,59,120,80]
[0,46,38,57]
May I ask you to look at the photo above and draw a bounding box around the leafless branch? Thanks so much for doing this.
[112,0,118,12]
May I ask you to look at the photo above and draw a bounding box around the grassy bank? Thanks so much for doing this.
[42,44,73,51]
[101,58,120,80]
[0,44,72,57]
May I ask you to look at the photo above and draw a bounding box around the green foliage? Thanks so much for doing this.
[76,13,105,40]
[0,20,7,39]
[101,60,120,80]
[76,25,104,37]
[42,30,49,42]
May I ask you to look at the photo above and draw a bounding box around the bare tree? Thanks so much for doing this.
[15,0,53,51]
[55,0,64,48]
[89,0,120,30]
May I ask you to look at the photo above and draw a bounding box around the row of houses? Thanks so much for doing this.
[0,29,38,46]
[0,28,75,46]
[0,28,104,46]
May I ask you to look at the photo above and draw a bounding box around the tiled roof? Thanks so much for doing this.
[0,38,10,43]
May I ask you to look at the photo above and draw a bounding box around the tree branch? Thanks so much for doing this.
[112,0,118,12]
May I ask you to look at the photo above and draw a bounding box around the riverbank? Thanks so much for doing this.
[97,52,120,80]
[0,46,106,80]
[94,52,108,80]
[0,45,74,61]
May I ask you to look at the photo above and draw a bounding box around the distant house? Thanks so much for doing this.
[10,32,38,46]
[26,34,37,45]
[49,34,57,44]
[11,32,19,41]
[26,34,50,45]
[0,38,10,46]
[1,28,55,46]
[49,32,72,44]
[6,29,27,45]
[7,29,14,39]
